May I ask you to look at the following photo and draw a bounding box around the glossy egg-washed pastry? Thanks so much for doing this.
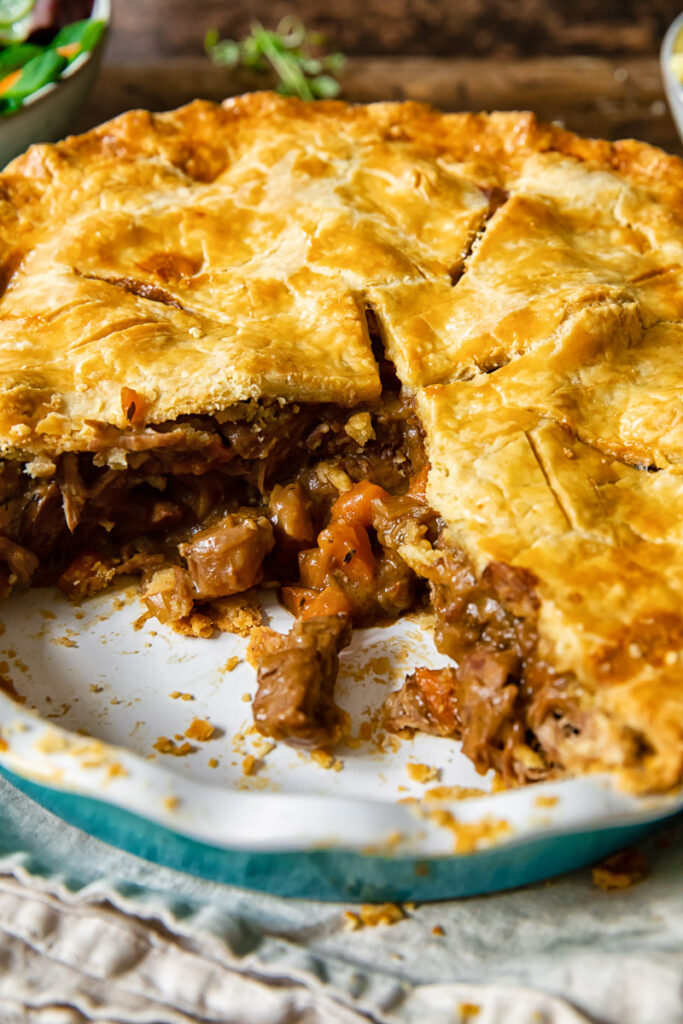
[0,92,681,793]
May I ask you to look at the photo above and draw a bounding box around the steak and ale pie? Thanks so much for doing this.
[0,93,682,793]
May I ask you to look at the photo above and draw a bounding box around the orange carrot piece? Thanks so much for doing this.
[330,480,389,527]
[298,583,353,620]
[408,465,430,501]
[317,521,375,582]
[57,43,81,59]
[0,70,22,96]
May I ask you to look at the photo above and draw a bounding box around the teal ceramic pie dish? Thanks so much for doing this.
[2,764,679,902]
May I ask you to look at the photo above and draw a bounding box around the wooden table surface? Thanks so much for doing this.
[74,53,682,156]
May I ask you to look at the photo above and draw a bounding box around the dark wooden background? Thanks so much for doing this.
[74,0,683,154]
[105,0,680,60]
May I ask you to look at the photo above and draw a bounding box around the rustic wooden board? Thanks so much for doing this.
[73,55,681,154]
[106,0,680,62]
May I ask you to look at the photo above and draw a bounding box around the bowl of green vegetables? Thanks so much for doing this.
[0,0,108,168]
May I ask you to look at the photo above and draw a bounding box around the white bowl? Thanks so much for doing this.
[661,12,683,145]
[0,0,109,169]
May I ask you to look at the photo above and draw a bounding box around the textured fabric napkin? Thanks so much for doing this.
[0,775,681,1024]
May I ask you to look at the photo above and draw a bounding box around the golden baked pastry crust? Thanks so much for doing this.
[1,92,682,791]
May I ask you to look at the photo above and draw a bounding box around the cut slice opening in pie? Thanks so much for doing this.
[0,92,682,794]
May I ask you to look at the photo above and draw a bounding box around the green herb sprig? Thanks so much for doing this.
[205,16,344,101]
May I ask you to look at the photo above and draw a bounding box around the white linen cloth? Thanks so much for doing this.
[0,776,681,1024]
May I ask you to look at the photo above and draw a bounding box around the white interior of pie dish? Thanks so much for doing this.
[0,584,680,857]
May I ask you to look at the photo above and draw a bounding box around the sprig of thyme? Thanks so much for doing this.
[205,16,344,101]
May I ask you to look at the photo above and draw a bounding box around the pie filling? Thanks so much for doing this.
[0,349,595,787]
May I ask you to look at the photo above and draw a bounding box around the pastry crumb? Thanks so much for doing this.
[225,656,240,672]
[210,594,262,636]
[184,717,215,742]
[592,849,649,890]
[432,924,445,936]
[153,736,196,756]
[162,795,180,811]
[251,736,275,757]
[311,748,343,771]
[34,730,68,754]
[424,785,486,802]
[246,626,288,668]
[343,903,405,930]
[427,808,511,853]
[406,761,440,784]
[242,754,262,776]
[534,794,559,808]
[208,757,219,768]
[344,411,375,445]
[458,1004,481,1019]
[171,612,214,638]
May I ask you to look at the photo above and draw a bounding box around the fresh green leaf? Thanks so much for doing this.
[324,52,345,72]
[300,57,322,75]
[0,95,21,115]
[310,74,341,98]
[0,42,41,75]
[209,39,241,68]
[204,28,219,52]
[0,49,66,101]
[52,18,106,57]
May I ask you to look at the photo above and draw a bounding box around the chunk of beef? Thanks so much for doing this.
[253,614,351,748]
[456,646,522,775]
[268,482,315,546]
[179,512,274,599]
[268,481,315,576]
[16,480,66,561]
[370,492,434,550]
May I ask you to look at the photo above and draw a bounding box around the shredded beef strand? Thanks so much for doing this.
[60,453,87,532]
[0,536,38,584]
